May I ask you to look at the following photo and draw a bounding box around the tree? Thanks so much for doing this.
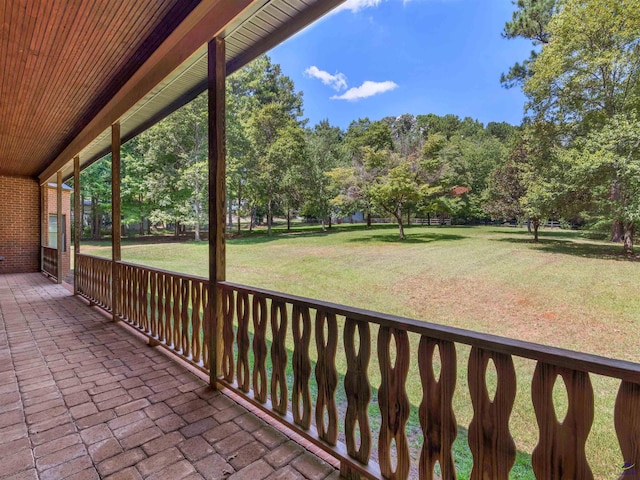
[248,104,305,235]
[343,119,394,227]
[226,55,304,234]
[501,0,557,88]
[302,120,346,231]
[523,0,640,248]
[80,158,111,240]
[139,93,209,240]
[555,115,640,253]
[121,137,152,236]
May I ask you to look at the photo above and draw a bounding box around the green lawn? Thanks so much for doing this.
[80,224,639,479]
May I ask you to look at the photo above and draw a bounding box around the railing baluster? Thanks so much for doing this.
[315,310,338,445]
[615,381,640,480]
[468,347,516,480]
[202,283,210,370]
[252,295,268,403]
[378,326,410,479]
[531,363,594,480]
[164,273,172,346]
[181,277,190,357]
[172,276,181,351]
[150,270,157,337]
[222,288,235,383]
[418,337,457,480]
[191,280,202,364]
[138,270,151,333]
[344,317,371,464]
[292,305,312,429]
[236,292,250,392]
[270,300,288,415]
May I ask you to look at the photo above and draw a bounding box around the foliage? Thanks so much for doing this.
[506,0,640,251]
[79,157,111,239]
[500,0,557,88]
[301,120,347,230]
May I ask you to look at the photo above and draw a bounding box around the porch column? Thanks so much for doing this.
[112,122,121,321]
[56,171,63,284]
[40,184,45,272]
[208,37,225,388]
[73,156,81,294]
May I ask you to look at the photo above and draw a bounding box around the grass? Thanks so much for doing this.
[80,224,640,479]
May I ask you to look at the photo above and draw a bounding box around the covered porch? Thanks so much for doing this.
[2,0,640,478]
[0,273,337,479]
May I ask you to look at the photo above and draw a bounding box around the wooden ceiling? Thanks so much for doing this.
[0,0,200,177]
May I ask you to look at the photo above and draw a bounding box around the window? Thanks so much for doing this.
[48,214,66,252]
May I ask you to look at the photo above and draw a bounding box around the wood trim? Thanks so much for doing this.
[208,37,226,388]
[111,122,121,321]
[226,0,346,75]
[56,171,63,284]
[39,0,255,184]
[73,156,80,294]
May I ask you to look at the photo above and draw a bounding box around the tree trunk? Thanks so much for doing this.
[267,199,272,236]
[623,222,634,254]
[612,220,624,242]
[366,211,371,229]
[328,217,332,229]
[527,219,532,234]
[249,206,255,233]
[394,210,405,240]
[91,198,98,240]
[427,213,430,226]
[287,207,291,232]
[194,220,200,242]
[321,218,326,232]
[533,219,540,242]
[237,180,242,234]
[175,221,180,238]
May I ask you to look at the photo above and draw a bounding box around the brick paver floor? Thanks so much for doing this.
[0,273,339,480]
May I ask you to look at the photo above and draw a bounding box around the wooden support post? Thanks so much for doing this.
[208,37,226,389]
[40,184,45,272]
[112,122,121,321]
[56,171,63,284]
[73,156,80,294]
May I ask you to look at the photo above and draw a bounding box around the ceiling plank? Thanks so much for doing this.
[39,0,256,184]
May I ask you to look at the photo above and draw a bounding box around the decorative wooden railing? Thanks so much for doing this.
[74,257,640,479]
[42,246,58,279]
[76,254,112,310]
[217,282,640,480]
[116,261,210,372]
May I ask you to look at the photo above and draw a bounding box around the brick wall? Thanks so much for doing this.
[0,175,40,273]
[43,185,72,278]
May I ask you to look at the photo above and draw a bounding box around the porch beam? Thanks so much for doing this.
[38,0,255,185]
[112,122,121,321]
[56,171,63,284]
[73,156,80,294]
[208,37,226,388]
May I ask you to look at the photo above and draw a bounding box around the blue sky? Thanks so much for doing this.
[269,0,533,130]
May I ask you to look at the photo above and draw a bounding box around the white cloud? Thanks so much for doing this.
[334,0,383,13]
[331,80,399,101]
[304,66,348,91]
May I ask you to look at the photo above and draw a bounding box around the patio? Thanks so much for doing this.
[0,273,338,480]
